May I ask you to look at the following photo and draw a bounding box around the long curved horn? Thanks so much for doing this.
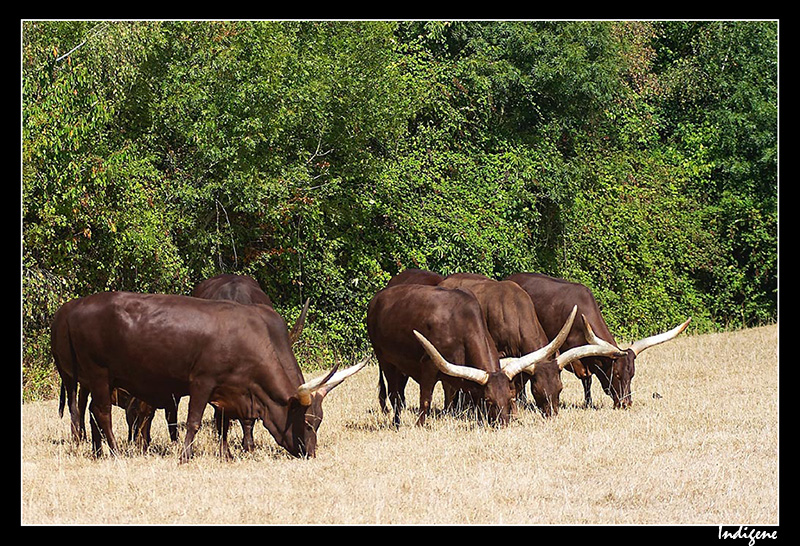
[296,361,340,406]
[581,314,620,350]
[413,330,489,385]
[316,354,370,395]
[501,305,578,379]
[288,298,311,346]
[556,344,627,370]
[629,318,691,356]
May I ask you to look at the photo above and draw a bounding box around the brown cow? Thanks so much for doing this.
[366,284,581,427]
[505,272,691,408]
[63,274,311,453]
[51,291,364,461]
[113,274,311,452]
[438,273,564,416]
[192,273,310,451]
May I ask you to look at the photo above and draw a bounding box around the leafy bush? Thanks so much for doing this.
[22,21,777,398]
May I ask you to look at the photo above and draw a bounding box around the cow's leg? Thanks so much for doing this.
[87,387,119,458]
[443,383,456,411]
[165,396,179,442]
[140,414,153,452]
[241,419,255,452]
[88,409,103,457]
[582,376,593,408]
[569,358,594,408]
[397,374,410,410]
[415,375,438,427]
[218,416,233,461]
[135,404,154,453]
[63,380,84,443]
[125,403,137,443]
[415,386,432,426]
[123,400,153,452]
[181,382,213,464]
[381,362,406,428]
[214,406,224,438]
[378,363,389,414]
[77,384,89,441]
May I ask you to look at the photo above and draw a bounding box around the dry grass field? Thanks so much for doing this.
[21,324,778,525]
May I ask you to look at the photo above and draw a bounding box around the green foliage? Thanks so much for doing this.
[22,20,777,397]
[653,21,778,328]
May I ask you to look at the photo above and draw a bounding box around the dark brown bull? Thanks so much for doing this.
[192,273,310,451]
[505,272,691,408]
[51,291,364,462]
[111,274,311,452]
[366,284,578,427]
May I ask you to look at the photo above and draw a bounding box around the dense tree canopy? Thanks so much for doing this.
[22,20,778,397]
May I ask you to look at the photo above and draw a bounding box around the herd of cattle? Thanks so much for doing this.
[50,269,691,462]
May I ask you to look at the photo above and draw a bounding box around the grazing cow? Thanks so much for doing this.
[51,291,365,461]
[192,273,310,450]
[113,274,311,452]
[438,273,563,416]
[377,268,444,412]
[55,273,307,453]
[505,272,691,408]
[366,284,582,427]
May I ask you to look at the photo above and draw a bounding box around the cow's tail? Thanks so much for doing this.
[58,381,66,418]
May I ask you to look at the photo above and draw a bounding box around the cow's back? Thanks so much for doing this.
[385,269,444,288]
[367,284,496,374]
[505,273,616,350]
[440,274,547,356]
[192,274,273,306]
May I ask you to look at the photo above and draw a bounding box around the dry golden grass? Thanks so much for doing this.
[21,324,778,525]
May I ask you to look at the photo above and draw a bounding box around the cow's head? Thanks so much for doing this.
[602,349,636,409]
[523,360,563,417]
[511,339,628,417]
[413,330,515,425]
[279,356,368,457]
[582,315,691,408]
[480,373,517,426]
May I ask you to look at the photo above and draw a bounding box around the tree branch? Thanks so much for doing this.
[55,21,110,63]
